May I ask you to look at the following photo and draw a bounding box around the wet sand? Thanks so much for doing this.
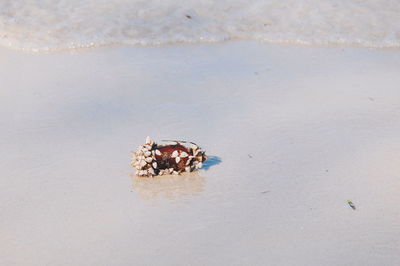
[1,42,400,265]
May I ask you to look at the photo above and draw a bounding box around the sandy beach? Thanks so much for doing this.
[1,41,400,265]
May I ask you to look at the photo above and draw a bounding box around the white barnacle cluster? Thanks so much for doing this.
[131,136,206,177]
[131,136,158,177]
[171,150,188,164]
[186,144,204,171]
[169,147,203,174]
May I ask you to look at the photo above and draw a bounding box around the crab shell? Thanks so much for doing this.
[156,144,206,170]
[131,137,207,177]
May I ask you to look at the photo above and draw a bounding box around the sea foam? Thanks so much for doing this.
[1,0,400,52]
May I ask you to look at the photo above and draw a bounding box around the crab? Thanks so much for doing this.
[131,136,207,177]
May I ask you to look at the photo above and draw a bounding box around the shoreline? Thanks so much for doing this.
[2,38,400,55]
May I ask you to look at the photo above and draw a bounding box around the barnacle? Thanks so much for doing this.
[131,136,207,177]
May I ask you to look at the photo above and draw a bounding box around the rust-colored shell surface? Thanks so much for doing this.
[131,137,206,177]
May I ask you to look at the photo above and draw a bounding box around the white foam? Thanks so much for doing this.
[1,0,400,51]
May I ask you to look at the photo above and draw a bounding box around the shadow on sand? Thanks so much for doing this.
[202,155,222,170]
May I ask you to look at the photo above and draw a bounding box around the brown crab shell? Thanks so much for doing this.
[155,144,206,170]
[132,137,207,177]
[155,144,190,170]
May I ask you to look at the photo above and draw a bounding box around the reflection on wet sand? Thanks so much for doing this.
[131,172,206,201]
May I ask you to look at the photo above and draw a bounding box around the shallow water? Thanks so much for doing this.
[1,0,400,51]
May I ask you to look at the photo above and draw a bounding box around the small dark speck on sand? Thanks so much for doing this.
[248,154,253,158]
[347,200,356,210]
[368,97,375,102]
[261,190,270,194]
[185,15,192,19]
